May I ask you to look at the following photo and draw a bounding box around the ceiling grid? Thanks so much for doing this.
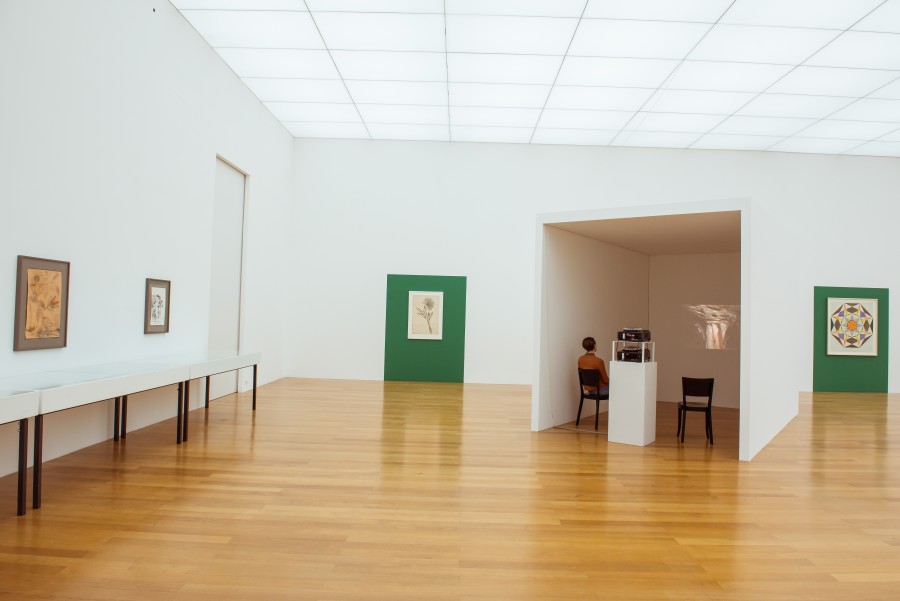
[443,0,451,141]
[174,0,900,157]
[610,0,738,147]
[527,1,589,144]
[301,0,372,139]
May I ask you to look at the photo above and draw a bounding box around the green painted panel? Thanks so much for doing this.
[813,286,889,392]
[384,274,466,383]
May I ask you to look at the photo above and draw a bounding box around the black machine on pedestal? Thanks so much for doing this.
[615,328,652,362]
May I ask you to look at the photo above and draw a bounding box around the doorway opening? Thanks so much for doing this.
[532,200,750,460]
[207,157,247,401]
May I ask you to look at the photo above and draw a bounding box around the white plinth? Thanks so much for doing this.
[608,361,657,446]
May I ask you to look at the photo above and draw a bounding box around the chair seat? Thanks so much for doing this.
[678,377,715,445]
[577,368,608,430]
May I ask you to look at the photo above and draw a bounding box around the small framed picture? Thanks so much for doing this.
[408,291,443,340]
[827,297,877,356]
[144,278,171,334]
[14,255,71,351]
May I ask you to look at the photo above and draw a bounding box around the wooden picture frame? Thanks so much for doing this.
[144,278,171,334]
[14,255,70,351]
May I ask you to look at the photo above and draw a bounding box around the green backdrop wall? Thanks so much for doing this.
[384,274,467,382]
[813,286,889,392]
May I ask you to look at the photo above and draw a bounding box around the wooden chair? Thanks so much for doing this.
[678,377,715,444]
[577,368,609,431]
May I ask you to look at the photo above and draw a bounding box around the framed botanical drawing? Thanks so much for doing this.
[827,297,877,356]
[144,278,171,334]
[408,291,443,340]
[14,255,70,351]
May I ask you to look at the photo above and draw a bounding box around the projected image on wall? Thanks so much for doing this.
[685,304,740,350]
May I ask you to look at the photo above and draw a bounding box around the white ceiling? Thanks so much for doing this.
[549,211,741,255]
[173,0,900,157]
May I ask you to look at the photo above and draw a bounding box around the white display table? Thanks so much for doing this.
[0,388,40,426]
[0,351,260,515]
[43,362,190,414]
[0,388,39,516]
[608,360,657,447]
[181,351,261,441]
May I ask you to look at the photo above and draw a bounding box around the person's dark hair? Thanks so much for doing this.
[582,337,596,352]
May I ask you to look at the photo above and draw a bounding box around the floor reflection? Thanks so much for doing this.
[811,391,889,481]
[380,381,464,484]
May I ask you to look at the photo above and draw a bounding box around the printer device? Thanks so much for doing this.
[615,328,652,362]
[617,328,651,342]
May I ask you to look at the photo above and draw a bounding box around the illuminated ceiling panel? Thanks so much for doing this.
[173,0,900,155]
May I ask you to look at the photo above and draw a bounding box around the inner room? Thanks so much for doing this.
[534,207,744,456]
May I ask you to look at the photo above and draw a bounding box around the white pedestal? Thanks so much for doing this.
[608,361,657,446]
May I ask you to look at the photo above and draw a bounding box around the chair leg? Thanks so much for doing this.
[576,398,584,426]
[594,399,600,431]
[707,410,714,445]
[676,405,682,437]
[680,409,686,443]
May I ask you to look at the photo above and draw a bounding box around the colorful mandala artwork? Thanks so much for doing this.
[829,300,876,353]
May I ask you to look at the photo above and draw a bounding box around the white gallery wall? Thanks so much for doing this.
[288,137,900,459]
[540,227,649,427]
[649,253,741,409]
[0,0,293,475]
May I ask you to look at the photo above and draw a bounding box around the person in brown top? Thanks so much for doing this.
[578,337,609,395]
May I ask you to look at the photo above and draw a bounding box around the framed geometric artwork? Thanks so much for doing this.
[13,255,70,351]
[827,297,877,356]
[408,291,443,340]
[144,278,171,334]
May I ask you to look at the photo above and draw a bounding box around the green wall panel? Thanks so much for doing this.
[813,286,889,392]
[384,274,466,383]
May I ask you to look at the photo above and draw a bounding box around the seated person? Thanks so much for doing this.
[578,336,609,395]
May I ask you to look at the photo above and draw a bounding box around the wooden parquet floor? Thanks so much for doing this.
[0,380,898,600]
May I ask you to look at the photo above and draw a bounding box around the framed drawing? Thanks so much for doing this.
[827,297,877,356]
[144,278,171,334]
[408,291,443,340]
[14,255,70,351]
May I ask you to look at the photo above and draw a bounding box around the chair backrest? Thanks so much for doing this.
[578,368,601,388]
[682,377,714,406]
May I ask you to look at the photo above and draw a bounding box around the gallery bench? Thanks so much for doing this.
[0,351,260,515]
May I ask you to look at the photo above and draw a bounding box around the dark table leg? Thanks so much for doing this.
[205,376,210,409]
[252,364,258,411]
[33,414,42,509]
[113,397,121,442]
[17,419,27,516]
[121,395,128,439]
[177,382,183,444]
[183,380,190,442]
